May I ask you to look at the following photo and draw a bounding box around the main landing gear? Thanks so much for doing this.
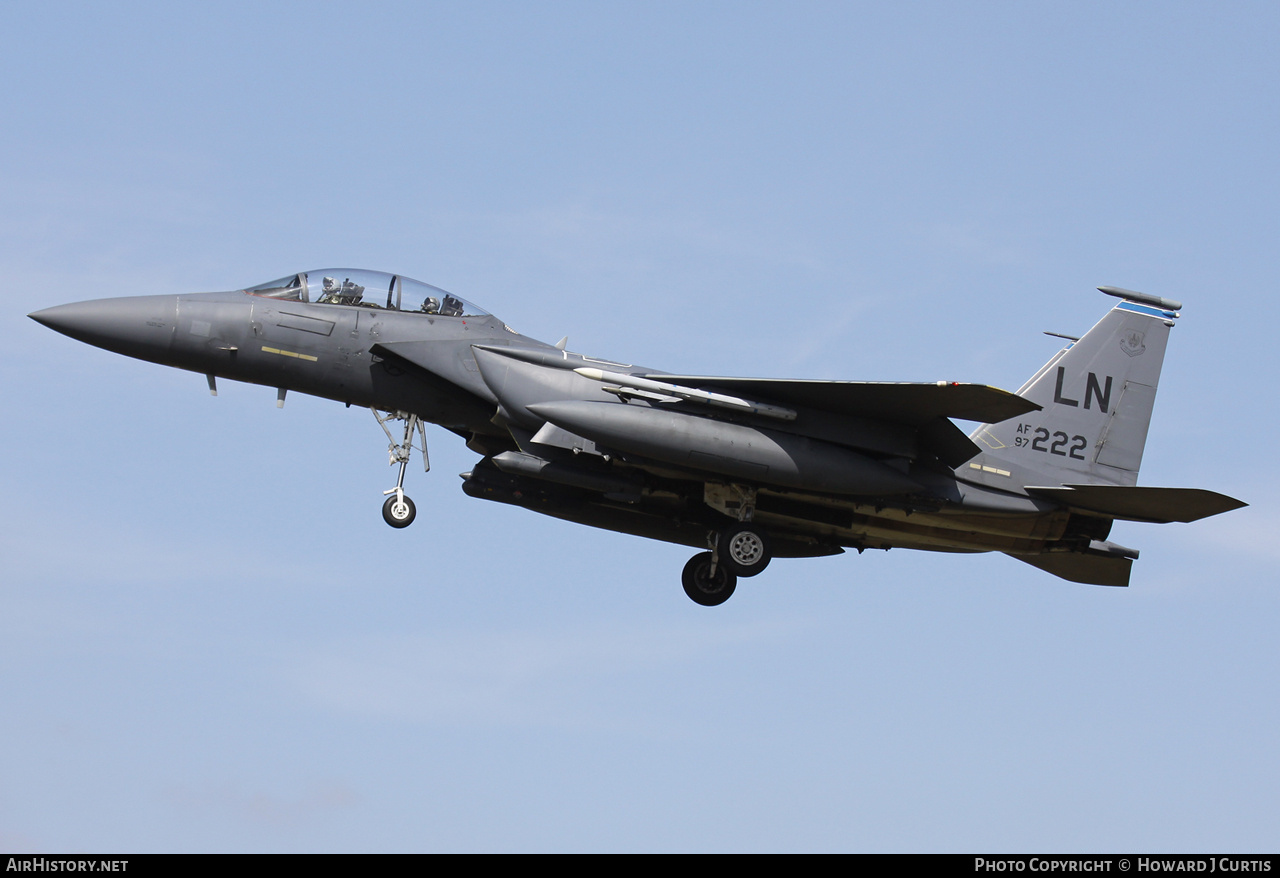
[681,524,773,606]
[682,512,774,607]
[372,408,428,528]
[720,522,771,578]
[682,552,736,606]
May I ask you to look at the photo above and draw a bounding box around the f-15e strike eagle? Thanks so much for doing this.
[30,270,1244,605]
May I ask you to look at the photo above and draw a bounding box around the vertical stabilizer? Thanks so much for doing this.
[969,289,1180,488]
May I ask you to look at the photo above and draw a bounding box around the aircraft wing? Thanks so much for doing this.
[640,376,1040,426]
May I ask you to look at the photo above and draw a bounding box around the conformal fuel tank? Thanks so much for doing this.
[525,400,921,496]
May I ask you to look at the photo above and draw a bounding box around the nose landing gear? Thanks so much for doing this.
[372,408,428,528]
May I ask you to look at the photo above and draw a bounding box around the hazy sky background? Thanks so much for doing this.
[2,1,1276,852]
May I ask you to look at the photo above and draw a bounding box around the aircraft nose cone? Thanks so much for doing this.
[29,302,90,334]
[29,296,178,360]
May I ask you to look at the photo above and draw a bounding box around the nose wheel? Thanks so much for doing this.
[372,408,428,528]
[382,490,417,528]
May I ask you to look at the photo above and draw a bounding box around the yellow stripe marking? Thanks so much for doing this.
[261,346,318,362]
[970,462,1011,477]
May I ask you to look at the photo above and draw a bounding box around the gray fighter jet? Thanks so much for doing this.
[29,269,1244,605]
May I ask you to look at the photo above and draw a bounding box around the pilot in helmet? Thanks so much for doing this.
[320,276,342,304]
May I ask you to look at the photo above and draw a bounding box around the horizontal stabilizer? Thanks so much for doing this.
[1010,551,1133,587]
[1024,484,1247,523]
[641,376,1039,425]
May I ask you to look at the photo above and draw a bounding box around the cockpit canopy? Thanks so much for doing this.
[245,269,490,318]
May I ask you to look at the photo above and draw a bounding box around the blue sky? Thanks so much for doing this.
[2,1,1276,852]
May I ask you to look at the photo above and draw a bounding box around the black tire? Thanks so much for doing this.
[682,552,737,606]
[720,524,771,577]
[382,493,417,528]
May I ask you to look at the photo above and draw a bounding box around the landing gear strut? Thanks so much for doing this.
[681,483,776,604]
[372,408,428,528]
